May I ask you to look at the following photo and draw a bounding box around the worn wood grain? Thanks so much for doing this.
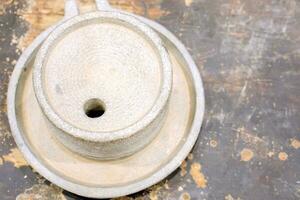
[0,0,299,199]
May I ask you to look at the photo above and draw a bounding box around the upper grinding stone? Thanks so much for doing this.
[33,11,172,139]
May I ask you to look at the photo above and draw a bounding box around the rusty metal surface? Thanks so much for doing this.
[0,0,299,199]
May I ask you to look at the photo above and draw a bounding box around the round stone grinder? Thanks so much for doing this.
[33,11,172,160]
[7,0,205,198]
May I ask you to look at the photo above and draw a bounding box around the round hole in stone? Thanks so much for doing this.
[84,98,105,118]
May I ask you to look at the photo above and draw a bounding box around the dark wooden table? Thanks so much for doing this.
[0,0,299,199]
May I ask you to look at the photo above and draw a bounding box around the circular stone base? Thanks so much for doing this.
[8,15,204,198]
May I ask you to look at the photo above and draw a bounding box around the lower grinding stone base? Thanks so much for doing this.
[16,45,194,185]
[9,17,204,198]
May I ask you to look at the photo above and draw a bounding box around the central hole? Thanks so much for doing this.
[84,98,105,118]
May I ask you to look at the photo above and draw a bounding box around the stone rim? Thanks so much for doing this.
[33,11,172,142]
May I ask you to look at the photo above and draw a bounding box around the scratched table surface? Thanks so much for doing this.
[0,0,299,199]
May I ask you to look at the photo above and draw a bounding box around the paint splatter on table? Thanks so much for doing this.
[0,0,299,199]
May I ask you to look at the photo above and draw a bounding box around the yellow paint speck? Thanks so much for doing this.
[210,140,218,148]
[291,138,300,149]
[240,148,254,162]
[225,194,242,200]
[225,194,234,200]
[190,162,207,188]
[181,192,191,200]
[185,0,193,7]
[3,148,28,168]
[267,151,274,157]
[148,184,163,200]
[278,152,288,161]
[180,160,187,176]
[149,190,158,200]
[164,182,170,190]
[188,153,194,160]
